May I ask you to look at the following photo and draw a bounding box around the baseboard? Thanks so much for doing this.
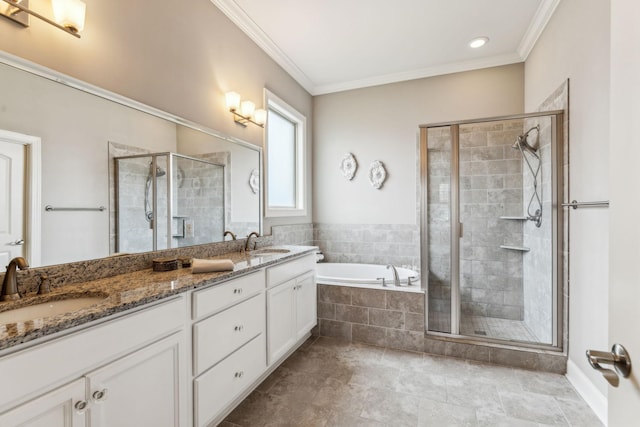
[565,358,607,425]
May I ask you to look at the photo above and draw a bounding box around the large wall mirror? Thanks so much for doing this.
[0,57,262,270]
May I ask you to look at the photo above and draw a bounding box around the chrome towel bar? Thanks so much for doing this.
[45,205,106,212]
[562,200,609,210]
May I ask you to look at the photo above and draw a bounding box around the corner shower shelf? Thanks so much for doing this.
[499,216,528,220]
[500,245,530,252]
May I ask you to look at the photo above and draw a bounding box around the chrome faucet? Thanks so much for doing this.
[224,230,237,241]
[386,264,401,287]
[2,257,29,301]
[244,231,260,251]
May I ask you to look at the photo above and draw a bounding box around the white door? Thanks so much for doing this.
[0,378,88,427]
[86,333,184,427]
[0,139,25,271]
[295,272,317,340]
[608,0,640,424]
[267,279,296,365]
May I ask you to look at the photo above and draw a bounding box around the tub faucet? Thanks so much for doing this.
[2,257,29,301]
[244,231,260,251]
[386,264,401,287]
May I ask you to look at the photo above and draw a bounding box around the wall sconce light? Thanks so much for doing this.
[0,0,86,38]
[225,91,266,128]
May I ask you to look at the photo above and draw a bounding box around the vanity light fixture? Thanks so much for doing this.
[469,36,489,48]
[225,91,266,128]
[0,0,86,38]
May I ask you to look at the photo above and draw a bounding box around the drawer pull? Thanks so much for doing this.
[234,325,244,332]
[233,288,243,294]
[92,388,108,402]
[74,400,88,413]
[234,371,244,378]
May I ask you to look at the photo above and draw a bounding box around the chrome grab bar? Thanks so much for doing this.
[45,205,106,212]
[586,343,631,387]
[562,200,609,210]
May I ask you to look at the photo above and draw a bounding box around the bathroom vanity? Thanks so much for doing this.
[0,247,317,427]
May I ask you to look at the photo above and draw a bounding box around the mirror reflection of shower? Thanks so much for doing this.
[513,125,542,227]
[144,161,166,226]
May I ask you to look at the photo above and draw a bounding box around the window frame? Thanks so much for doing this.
[263,89,307,218]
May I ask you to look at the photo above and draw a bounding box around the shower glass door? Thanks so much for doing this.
[422,112,563,347]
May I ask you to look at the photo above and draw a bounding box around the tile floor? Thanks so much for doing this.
[222,336,602,427]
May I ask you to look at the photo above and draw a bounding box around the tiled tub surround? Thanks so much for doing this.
[313,223,420,271]
[0,242,315,351]
[316,284,426,352]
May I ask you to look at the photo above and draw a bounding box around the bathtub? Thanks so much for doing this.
[316,263,422,293]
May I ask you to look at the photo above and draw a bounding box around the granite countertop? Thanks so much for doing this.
[0,246,317,352]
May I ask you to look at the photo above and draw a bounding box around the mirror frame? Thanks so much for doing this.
[0,51,263,265]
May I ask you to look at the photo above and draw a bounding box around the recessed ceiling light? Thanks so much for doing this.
[469,37,489,49]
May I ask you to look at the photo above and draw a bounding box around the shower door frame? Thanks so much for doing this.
[114,152,226,252]
[419,110,565,350]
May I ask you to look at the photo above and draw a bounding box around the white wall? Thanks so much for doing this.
[313,64,524,225]
[524,0,611,411]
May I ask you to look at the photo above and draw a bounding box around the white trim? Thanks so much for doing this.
[517,0,562,60]
[0,129,42,268]
[211,0,560,95]
[263,89,307,218]
[314,53,522,95]
[565,358,608,425]
[210,0,315,93]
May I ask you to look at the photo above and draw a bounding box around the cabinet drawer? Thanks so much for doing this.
[194,334,266,427]
[192,270,265,320]
[193,293,265,376]
[266,254,315,288]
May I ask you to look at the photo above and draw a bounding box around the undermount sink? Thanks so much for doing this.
[0,295,107,324]
[251,248,291,256]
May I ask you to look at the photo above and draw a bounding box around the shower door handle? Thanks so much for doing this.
[458,222,464,238]
[586,343,631,387]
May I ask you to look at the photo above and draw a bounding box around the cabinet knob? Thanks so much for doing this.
[92,388,108,402]
[74,400,88,413]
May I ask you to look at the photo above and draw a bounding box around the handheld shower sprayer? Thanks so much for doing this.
[513,125,543,227]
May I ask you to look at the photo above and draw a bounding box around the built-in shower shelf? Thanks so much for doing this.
[499,216,528,220]
[500,245,530,252]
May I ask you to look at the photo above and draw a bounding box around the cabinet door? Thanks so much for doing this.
[86,333,185,427]
[295,272,317,340]
[267,279,296,365]
[0,378,87,427]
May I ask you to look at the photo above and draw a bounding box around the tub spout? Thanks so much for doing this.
[386,264,401,287]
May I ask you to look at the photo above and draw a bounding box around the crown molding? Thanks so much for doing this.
[313,53,523,95]
[517,0,562,60]
[211,0,316,94]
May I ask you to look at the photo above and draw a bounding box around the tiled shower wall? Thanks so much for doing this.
[459,121,525,321]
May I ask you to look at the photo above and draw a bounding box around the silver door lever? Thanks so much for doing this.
[586,343,631,387]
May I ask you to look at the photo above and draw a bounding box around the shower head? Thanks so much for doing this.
[512,125,540,157]
[148,162,166,177]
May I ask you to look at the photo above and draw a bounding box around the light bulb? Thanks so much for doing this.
[52,0,86,33]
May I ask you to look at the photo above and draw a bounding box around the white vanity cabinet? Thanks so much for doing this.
[191,269,267,427]
[0,296,188,427]
[266,254,317,365]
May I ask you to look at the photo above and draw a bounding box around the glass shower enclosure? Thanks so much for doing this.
[420,111,564,348]
[114,153,225,253]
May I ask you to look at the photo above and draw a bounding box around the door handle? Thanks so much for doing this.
[586,343,631,387]
[8,239,24,246]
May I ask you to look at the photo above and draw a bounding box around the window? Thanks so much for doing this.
[264,89,307,217]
